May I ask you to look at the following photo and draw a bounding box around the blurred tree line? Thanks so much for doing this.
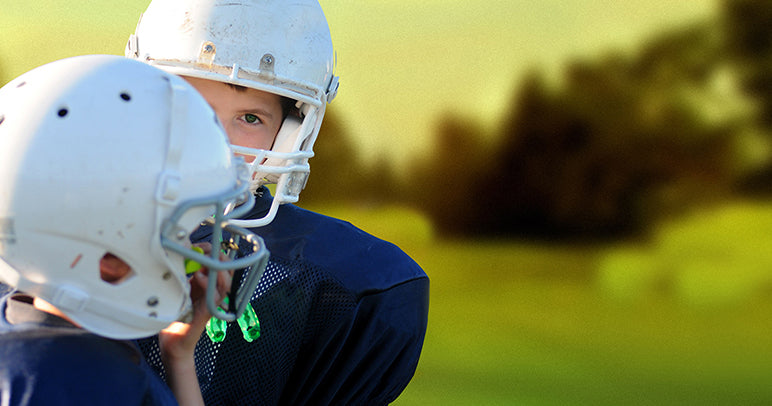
[304,0,772,240]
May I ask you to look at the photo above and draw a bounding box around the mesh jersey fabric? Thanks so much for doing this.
[137,187,430,405]
[0,293,178,406]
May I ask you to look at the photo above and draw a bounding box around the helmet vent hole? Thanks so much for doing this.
[99,253,135,285]
[57,108,68,118]
[120,92,131,101]
[16,81,26,88]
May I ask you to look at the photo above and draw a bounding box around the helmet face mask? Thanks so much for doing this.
[127,0,340,227]
[160,187,268,321]
[0,55,269,339]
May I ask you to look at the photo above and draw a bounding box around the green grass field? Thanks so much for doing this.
[307,201,772,405]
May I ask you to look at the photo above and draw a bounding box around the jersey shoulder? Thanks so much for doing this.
[261,204,428,293]
[0,327,177,405]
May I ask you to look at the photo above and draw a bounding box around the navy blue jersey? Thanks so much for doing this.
[0,293,178,406]
[138,187,430,405]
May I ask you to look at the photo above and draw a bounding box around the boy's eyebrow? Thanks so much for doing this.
[236,107,275,120]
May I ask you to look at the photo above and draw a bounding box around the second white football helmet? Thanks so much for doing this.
[127,0,340,227]
[0,55,269,339]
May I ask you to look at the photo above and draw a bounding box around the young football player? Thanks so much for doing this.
[0,55,269,406]
[126,0,430,404]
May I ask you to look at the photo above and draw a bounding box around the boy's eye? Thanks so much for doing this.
[244,114,259,124]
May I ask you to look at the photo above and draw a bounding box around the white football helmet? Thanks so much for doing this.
[0,55,269,339]
[126,0,340,227]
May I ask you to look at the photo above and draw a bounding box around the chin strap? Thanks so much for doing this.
[33,282,180,339]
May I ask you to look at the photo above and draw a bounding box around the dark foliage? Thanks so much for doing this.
[722,0,772,127]
[412,22,751,239]
[304,8,769,240]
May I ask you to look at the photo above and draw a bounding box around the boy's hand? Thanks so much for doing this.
[159,242,233,362]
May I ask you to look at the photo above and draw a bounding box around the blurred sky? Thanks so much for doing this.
[0,0,718,166]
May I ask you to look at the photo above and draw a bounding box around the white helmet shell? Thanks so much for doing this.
[0,55,268,339]
[127,0,340,227]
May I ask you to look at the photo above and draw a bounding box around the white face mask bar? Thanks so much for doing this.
[228,106,323,229]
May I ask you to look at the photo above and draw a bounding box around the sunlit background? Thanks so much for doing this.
[3,1,772,404]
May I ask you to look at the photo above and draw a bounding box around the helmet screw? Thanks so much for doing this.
[176,230,187,240]
[198,42,217,66]
[258,53,276,75]
[162,271,172,280]
[147,297,159,307]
